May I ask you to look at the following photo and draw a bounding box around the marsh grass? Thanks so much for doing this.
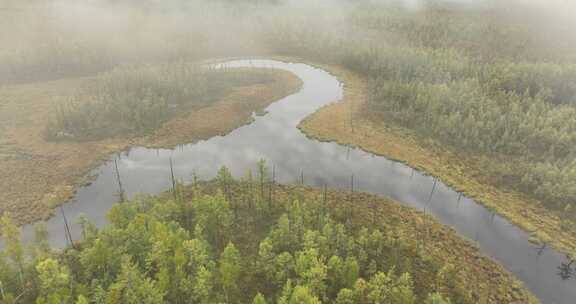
[46,62,274,141]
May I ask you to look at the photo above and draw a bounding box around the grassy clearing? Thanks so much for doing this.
[0,65,302,225]
[0,168,537,303]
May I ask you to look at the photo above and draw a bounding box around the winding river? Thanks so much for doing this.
[19,60,575,304]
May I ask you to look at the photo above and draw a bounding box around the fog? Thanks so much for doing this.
[1,1,576,303]
[1,0,574,75]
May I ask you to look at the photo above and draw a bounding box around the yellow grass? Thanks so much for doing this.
[0,68,302,225]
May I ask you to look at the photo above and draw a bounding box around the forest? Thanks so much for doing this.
[0,165,534,304]
[260,2,576,221]
[4,0,573,218]
[0,0,575,303]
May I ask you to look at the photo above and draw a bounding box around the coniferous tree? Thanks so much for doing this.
[35,258,72,304]
[253,292,268,304]
[219,242,242,303]
[105,257,164,304]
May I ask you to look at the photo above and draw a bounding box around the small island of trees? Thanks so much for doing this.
[0,163,534,303]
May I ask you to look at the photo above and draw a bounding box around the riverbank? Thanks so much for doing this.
[0,176,537,303]
[298,64,576,258]
[0,67,302,225]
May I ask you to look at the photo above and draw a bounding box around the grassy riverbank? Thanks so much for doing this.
[0,171,537,303]
[298,64,576,258]
[0,64,301,225]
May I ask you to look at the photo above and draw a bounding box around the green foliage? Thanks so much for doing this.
[495,63,576,105]
[35,258,72,304]
[105,256,165,304]
[367,272,416,304]
[367,78,576,159]
[253,293,269,304]
[219,242,242,302]
[0,214,26,300]
[193,192,233,249]
[75,295,89,304]
[33,222,50,257]
[288,285,321,304]
[359,47,576,212]
[0,168,482,303]
[0,214,24,271]
[335,288,355,304]
[426,292,452,304]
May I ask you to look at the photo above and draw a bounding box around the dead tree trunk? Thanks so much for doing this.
[114,157,125,202]
[60,206,76,250]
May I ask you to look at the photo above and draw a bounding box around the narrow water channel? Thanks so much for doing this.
[19,60,575,304]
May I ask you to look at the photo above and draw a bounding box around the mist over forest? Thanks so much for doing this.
[1,0,576,303]
[1,0,575,80]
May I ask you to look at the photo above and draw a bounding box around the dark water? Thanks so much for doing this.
[18,60,575,304]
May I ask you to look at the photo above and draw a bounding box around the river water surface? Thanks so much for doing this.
[19,60,575,304]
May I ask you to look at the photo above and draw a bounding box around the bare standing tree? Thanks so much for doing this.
[114,156,125,202]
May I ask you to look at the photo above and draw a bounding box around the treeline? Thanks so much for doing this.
[0,0,297,86]
[352,8,576,217]
[46,63,275,141]
[0,164,521,303]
